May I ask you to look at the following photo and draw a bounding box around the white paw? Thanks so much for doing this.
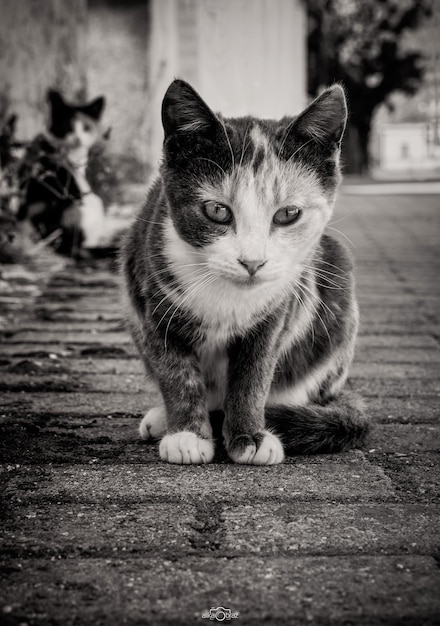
[139,406,167,441]
[229,430,284,465]
[252,431,285,465]
[159,431,215,464]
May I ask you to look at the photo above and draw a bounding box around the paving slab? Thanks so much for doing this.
[366,396,440,424]
[354,346,440,364]
[1,500,438,559]
[0,391,159,415]
[349,377,440,397]
[1,556,440,626]
[1,454,395,503]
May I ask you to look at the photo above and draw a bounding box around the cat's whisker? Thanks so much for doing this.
[219,118,235,170]
[135,216,164,227]
[311,275,348,290]
[328,212,354,226]
[154,271,217,331]
[149,265,212,288]
[294,278,335,342]
[302,263,348,283]
[302,267,348,290]
[163,274,217,350]
[299,276,339,321]
[146,266,176,282]
[147,250,207,260]
[194,157,227,177]
[277,118,297,158]
[238,125,251,169]
[150,269,214,315]
[160,273,218,348]
[326,225,356,249]
[286,138,316,164]
[286,282,316,349]
[149,263,210,283]
[318,259,348,274]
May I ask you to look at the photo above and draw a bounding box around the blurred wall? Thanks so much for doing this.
[148,0,307,168]
[86,0,150,171]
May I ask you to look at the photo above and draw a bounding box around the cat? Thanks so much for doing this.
[120,79,368,465]
[17,90,106,254]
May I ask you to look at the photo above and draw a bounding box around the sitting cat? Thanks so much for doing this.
[121,79,368,465]
[17,90,106,255]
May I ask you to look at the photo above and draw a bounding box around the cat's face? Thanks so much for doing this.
[161,80,347,292]
[47,90,105,151]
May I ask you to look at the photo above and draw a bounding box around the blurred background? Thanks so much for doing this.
[0,0,438,258]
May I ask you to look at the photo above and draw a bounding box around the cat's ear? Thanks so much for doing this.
[291,85,347,147]
[82,97,105,120]
[47,90,67,110]
[162,79,219,138]
[5,114,17,136]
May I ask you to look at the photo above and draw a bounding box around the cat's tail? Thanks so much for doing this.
[265,391,369,454]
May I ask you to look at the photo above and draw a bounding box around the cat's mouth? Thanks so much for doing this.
[228,274,264,288]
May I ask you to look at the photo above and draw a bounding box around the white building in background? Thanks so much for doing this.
[147,0,307,167]
[374,122,440,179]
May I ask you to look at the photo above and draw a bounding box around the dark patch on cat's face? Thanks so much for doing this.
[47,90,105,139]
[252,145,266,174]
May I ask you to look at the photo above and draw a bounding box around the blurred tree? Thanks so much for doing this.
[307,0,432,173]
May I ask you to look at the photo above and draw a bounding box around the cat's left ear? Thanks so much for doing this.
[291,85,348,147]
[162,79,220,138]
[4,114,17,136]
[82,97,106,120]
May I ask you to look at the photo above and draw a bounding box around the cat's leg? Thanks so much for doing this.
[79,193,105,247]
[223,318,285,465]
[139,406,167,440]
[138,333,214,464]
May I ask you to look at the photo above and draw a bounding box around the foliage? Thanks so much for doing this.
[307,0,432,172]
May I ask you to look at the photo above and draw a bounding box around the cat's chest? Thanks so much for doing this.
[67,147,90,193]
[186,278,276,344]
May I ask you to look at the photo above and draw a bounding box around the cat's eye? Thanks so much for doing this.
[273,206,301,226]
[203,201,233,224]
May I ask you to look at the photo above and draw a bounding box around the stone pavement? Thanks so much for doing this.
[0,189,439,625]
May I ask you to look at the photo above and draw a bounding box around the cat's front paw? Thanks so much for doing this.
[159,432,215,464]
[139,406,167,440]
[227,430,284,465]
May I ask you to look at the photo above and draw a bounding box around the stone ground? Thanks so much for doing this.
[0,187,439,625]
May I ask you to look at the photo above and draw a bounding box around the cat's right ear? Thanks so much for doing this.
[161,80,219,138]
[291,85,348,147]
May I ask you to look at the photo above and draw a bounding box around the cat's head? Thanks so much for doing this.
[47,90,106,150]
[160,79,347,290]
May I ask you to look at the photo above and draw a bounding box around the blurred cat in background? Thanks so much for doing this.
[17,90,106,255]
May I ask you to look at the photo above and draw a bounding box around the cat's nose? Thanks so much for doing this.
[238,258,266,276]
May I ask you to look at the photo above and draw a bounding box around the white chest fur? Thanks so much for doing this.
[67,146,105,248]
